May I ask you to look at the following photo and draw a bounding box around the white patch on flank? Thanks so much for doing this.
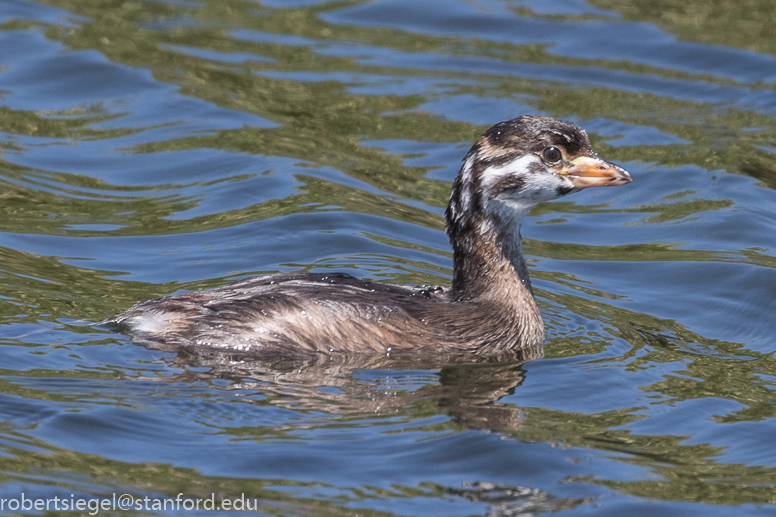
[125,312,174,334]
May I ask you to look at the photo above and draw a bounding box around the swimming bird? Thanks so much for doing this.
[106,116,632,356]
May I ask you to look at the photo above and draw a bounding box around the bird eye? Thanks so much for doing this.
[542,146,562,163]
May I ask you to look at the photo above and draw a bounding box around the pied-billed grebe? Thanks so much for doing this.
[106,116,632,356]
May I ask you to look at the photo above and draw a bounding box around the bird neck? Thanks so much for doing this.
[446,202,544,346]
[448,205,534,303]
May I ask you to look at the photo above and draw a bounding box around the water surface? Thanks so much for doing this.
[0,0,775,515]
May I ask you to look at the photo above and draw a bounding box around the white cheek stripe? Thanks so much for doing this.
[480,154,573,212]
[479,154,540,197]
